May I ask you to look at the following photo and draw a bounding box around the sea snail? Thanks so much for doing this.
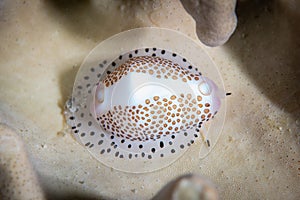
[66,48,224,172]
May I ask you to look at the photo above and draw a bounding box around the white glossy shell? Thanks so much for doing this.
[91,55,221,143]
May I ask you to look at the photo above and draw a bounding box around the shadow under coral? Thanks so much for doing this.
[226,0,300,121]
[44,0,145,43]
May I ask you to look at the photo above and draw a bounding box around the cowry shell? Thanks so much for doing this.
[64,28,225,173]
[91,52,221,145]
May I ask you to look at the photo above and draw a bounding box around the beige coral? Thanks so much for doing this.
[180,0,237,46]
[0,124,45,200]
[153,174,219,200]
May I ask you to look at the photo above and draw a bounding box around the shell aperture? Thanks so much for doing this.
[65,47,224,173]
